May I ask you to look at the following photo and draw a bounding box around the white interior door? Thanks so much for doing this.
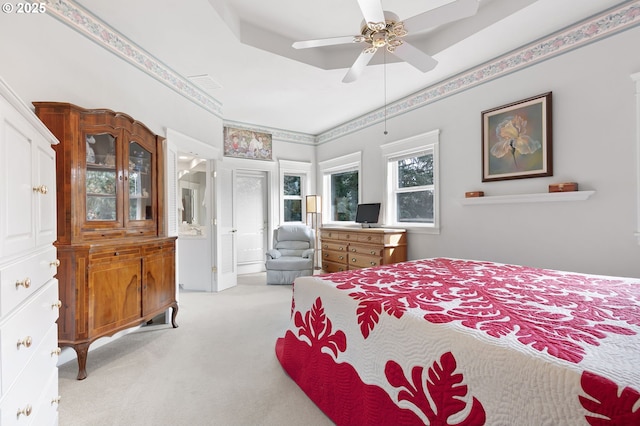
[214,161,237,291]
[235,170,267,274]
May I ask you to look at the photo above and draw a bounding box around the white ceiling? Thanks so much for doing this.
[76,0,627,136]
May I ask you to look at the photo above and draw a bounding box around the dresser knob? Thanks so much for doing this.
[339,247,343,251]
[32,185,48,194]
[52,300,62,309]
[51,396,62,406]
[370,261,377,266]
[338,256,344,260]
[370,250,376,255]
[16,405,32,418]
[16,278,31,289]
[17,336,33,349]
[351,248,356,252]
[352,258,356,262]
[51,347,62,357]
[50,259,61,267]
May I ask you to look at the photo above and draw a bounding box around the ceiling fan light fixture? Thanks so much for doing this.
[371,32,387,48]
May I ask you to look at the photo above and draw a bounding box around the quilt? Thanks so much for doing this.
[275,258,640,425]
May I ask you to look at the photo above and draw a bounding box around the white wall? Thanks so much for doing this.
[317,26,640,278]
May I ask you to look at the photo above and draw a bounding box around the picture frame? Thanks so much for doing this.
[223,126,273,161]
[481,92,552,182]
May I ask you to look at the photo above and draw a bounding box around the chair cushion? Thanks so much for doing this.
[265,256,314,271]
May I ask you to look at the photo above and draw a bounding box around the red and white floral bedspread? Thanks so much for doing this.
[275,258,640,425]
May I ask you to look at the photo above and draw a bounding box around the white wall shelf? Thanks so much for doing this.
[460,191,595,205]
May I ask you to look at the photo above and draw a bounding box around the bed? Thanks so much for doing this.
[275,258,640,425]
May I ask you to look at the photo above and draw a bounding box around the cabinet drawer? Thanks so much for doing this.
[320,230,346,241]
[356,233,384,244]
[321,260,347,273]
[347,244,382,257]
[89,245,141,263]
[0,281,59,394]
[322,250,347,265]
[0,247,57,318]
[0,324,59,425]
[348,253,382,269]
[321,241,347,252]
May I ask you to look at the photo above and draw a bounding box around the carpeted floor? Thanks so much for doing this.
[57,273,333,426]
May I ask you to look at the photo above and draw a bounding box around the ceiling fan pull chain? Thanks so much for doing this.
[383,50,388,136]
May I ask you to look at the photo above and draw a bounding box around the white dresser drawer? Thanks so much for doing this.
[0,323,59,425]
[0,247,58,317]
[0,281,59,395]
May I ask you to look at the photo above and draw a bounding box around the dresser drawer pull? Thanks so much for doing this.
[339,247,344,251]
[17,405,32,418]
[350,248,356,252]
[33,184,48,194]
[323,253,328,258]
[370,261,377,266]
[51,347,62,357]
[15,278,31,289]
[50,259,61,267]
[52,300,62,309]
[17,336,33,349]
[367,236,372,240]
[370,250,376,255]
[51,396,62,406]
[338,256,344,260]
[351,258,357,262]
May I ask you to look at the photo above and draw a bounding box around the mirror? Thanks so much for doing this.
[178,153,207,236]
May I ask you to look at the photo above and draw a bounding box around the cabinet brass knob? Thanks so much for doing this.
[339,247,344,251]
[51,396,62,406]
[350,248,356,252]
[17,336,33,349]
[32,185,48,194]
[16,278,31,289]
[351,258,356,262]
[51,347,62,357]
[370,261,377,266]
[323,253,328,258]
[52,300,62,309]
[16,405,32,418]
[50,259,61,267]
[338,256,343,260]
[370,251,376,255]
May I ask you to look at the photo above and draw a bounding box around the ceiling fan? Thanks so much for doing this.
[292,0,480,83]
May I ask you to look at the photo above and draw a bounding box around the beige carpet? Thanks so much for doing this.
[57,273,333,426]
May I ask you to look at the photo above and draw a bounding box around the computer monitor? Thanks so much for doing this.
[355,203,381,227]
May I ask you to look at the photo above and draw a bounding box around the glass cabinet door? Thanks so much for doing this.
[129,141,152,221]
[85,133,117,221]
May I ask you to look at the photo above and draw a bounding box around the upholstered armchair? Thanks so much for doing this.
[265,223,315,285]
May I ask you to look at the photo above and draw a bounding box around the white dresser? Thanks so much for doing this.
[0,76,61,424]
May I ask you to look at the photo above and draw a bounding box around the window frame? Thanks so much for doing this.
[381,131,440,234]
[278,160,312,224]
[318,152,362,224]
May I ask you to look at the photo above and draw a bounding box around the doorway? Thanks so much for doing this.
[235,170,268,275]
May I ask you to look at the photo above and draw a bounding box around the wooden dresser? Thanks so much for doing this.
[320,227,407,272]
[34,102,177,380]
[0,77,61,423]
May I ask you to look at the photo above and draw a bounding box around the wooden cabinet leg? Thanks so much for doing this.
[171,302,179,328]
[74,342,91,380]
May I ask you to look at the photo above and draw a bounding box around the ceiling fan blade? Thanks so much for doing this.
[392,42,438,73]
[292,35,357,49]
[402,0,479,33]
[357,0,385,27]
[342,49,376,83]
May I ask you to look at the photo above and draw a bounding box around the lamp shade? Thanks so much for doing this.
[306,195,321,213]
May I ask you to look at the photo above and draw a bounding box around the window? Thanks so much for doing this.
[382,131,439,232]
[319,152,362,223]
[279,160,312,224]
[283,174,302,222]
[330,170,359,221]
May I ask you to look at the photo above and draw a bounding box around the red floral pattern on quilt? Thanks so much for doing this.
[328,258,640,363]
[580,371,640,425]
[276,296,487,425]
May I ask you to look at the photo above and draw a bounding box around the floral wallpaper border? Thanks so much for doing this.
[43,0,223,118]
[43,0,639,144]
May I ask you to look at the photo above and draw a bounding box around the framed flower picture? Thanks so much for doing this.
[481,92,552,182]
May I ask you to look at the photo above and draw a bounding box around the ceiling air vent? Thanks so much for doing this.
[188,74,222,94]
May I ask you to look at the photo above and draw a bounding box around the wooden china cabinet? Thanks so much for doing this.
[34,102,178,380]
